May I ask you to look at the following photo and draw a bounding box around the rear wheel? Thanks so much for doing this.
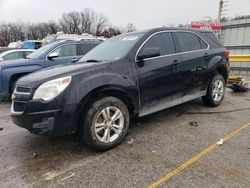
[202,74,225,107]
[79,96,130,151]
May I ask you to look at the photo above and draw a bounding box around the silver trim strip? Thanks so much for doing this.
[135,30,210,62]
[14,87,31,95]
[11,102,23,115]
[139,90,206,117]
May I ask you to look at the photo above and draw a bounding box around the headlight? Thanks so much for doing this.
[33,76,72,101]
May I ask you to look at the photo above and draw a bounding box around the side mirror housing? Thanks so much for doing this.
[137,47,161,61]
[48,52,59,60]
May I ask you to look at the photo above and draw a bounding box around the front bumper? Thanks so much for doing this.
[11,104,62,135]
[10,86,78,136]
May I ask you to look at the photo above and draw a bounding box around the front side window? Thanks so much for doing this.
[141,32,175,56]
[175,32,205,52]
[4,52,23,60]
[51,44,77,57]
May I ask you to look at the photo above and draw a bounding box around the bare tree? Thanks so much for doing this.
[125,23,136,33]
[100,27,121,38]
[80,8,95,34]
[0,23,25,46]
[0,8,133,46]
[119,23,136,33]
[59,11,81,34]
[92,13,108,36]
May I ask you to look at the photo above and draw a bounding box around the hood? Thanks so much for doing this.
[17,61,111,88]
[0,58,40,68]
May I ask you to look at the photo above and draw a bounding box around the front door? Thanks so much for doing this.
[137,32,183,116]
[46,43,80,67]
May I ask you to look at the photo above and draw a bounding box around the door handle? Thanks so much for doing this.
[172,60,179,67]
[72,58,78,63]
[204,53,210,59]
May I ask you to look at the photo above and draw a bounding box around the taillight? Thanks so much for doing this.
[225,49,230,61]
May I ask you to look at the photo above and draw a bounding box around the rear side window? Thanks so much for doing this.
[78,43,99,55]
[141,32,175,56]
[175,32,205,52]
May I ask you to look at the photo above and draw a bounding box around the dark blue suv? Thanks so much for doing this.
[0,39,103,99]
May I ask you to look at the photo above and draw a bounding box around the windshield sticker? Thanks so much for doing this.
[122,37,138,41]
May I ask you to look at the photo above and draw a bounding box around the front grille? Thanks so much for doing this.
[13,102,26,112]
[16,86,31,94]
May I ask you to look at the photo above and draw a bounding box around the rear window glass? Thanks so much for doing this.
[201,32,223,47]
[175,32,202,52]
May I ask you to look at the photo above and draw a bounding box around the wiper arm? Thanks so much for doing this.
[86,59,100,62]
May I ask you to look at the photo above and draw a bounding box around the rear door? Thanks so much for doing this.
[46,43,79,67]
[137,32,183,116]
[174,31,209,100]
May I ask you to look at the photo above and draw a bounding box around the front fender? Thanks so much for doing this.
[1,65,43,96]
[74,72,138,107]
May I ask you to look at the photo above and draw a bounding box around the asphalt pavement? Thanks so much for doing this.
[0,89,250,188]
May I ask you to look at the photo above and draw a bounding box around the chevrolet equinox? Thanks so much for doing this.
[11,28,229,151]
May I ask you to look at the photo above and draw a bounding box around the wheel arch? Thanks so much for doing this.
[9,73,29,93]
[73,85,138,131]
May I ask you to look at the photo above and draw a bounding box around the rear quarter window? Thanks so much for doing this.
[200,32,223,48]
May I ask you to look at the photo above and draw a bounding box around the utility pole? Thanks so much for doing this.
[218,0,224,21]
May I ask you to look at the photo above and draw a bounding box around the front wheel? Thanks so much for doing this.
[80,96,130,151]
[202,74,226,107]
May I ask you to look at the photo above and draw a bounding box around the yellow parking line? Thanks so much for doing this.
[147,122,250,188]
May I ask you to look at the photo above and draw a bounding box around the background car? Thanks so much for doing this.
[0,38,103,99]
[0,49,36,62]
[0,47,18,54]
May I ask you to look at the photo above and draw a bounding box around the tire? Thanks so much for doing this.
[79,96,130,151]
[202,74,226,107]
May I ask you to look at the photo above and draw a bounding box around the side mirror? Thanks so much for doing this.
[48,52,59,60]
[0,57,3,62]
[137,47,161,61]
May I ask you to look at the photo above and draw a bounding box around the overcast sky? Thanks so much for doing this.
[0,0,250,29]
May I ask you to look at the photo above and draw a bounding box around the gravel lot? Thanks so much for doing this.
[0,89,250,188]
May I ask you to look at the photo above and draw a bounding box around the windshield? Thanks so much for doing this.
[27,43,55,59]
[79,33,144,62]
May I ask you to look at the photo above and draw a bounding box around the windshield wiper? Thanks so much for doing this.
[86,59,100,62]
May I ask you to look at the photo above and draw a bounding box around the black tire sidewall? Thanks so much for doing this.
[82,96,130,151]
